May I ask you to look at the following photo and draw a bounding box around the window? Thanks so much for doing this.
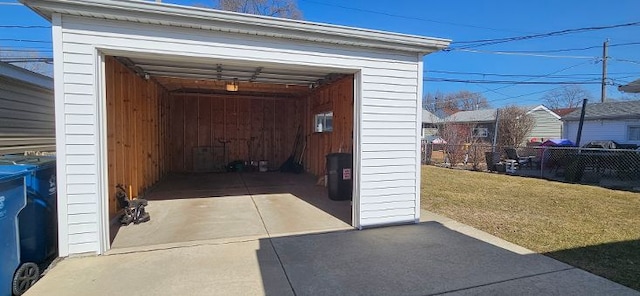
[314,111,333,132]
[472,127,488,138]
[628,126,640,141]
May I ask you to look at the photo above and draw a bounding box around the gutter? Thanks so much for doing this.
[20,0,451,53]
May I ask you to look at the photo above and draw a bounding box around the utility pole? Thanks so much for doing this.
[601,40,608,103]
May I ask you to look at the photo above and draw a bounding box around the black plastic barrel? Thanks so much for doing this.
[326,153,353,201]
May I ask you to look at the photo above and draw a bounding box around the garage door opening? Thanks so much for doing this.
[103,55,356,250]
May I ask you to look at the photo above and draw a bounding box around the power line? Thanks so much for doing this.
[451,21,640,49]
[445,48,598,59]
[476,60,596,94]
[612,58,640,66]
[0,38,52,44]
[301,0,528,34]
[424,78,605,85]
[0,25,50,28]
[425,69,637,78]
[471,42,640,54]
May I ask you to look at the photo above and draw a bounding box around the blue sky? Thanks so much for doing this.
[1,0,639,107]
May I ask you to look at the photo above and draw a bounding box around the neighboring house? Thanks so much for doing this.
[444,109,497,141]
[22,0,450,256]
[525,105,563,143]
[562,100,640,145]
[619,79,640,93]
[0,61,55,155]
[421,109,441,139]
[423,105,564,145]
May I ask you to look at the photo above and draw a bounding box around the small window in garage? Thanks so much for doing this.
[315,111,333,133]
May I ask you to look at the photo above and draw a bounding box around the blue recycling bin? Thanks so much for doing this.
[0,171,28,296]
[0,156,58,265]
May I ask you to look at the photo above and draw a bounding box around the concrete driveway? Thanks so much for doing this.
[26,211,638,296]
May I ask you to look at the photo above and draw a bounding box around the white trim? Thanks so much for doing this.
[21,0,450,53]
[95,52,110,254]
[352,72,362,229]
[527,104,561,120]
[51,13,69,257]
[414,55,423,223]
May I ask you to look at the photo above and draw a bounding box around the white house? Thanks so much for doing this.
[562,100,640,146]
[0,61,55,155]
[22,0,450,256]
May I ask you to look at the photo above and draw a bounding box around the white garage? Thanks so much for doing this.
[22,0,450,256]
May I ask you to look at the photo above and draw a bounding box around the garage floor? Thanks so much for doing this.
[109,172,352,251]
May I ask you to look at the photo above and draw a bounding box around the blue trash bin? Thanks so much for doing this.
[0,156,58,265]
[0,171,28,296]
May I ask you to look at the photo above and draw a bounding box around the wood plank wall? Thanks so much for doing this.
[305,75,354,176]
[105,56,170,220]
[168,94,306,172]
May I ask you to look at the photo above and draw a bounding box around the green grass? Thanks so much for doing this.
[421,165,640,291]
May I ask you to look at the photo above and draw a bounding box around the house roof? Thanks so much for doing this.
[0,61,53,90]
[618,79,640,93]
[422,110,442,124]
[551,107,578,117]
[444,109,496,123]
[526,105,561,119]
[562,100,640,121]
[21,0,450,54]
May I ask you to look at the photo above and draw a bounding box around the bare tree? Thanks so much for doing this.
[439,119,472,168]
[423,90,490,113]
[542,85,592,109]
[447,90,490,111]
[212,0,302,19]
[497,106,535,148]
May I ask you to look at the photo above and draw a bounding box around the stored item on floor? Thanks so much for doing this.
[115,184,150,225]
[226,160,245,172]
[326,153,353,201]
[0,171,39,296]
[259,161,268,172]
[0,155,58,266]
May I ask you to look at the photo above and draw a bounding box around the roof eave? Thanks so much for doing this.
[562,115,640,121]
[0,61,53,90]
[20,0,451,54]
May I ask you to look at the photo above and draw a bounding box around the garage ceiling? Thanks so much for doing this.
[115,56,344,98]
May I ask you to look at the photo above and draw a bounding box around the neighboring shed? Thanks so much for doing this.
[0,61,55,154]
[22,0,450,256]
[525,105,562,143]
[562,100,640,145]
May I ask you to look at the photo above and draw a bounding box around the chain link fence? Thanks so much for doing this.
[422,141,640,191]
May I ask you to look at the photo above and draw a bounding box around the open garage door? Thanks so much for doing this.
[103,55,356,250]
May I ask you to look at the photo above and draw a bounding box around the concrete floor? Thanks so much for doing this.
[26,210,638,296]
[109,172,352,252]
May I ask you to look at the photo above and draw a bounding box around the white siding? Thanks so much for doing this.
[528,109,562,142]
[0,75,55,154]
[564,119,640,145]
[57,15,423,255]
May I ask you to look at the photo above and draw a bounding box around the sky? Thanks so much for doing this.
[1,0,639,108]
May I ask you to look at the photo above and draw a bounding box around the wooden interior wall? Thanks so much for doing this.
[168,94,306,172]
[305,75,354,176]
[105,56,170,220]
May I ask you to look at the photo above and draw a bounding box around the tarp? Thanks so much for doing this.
[541,139,574,147]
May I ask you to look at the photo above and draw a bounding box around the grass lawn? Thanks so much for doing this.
[421,165,640,291]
